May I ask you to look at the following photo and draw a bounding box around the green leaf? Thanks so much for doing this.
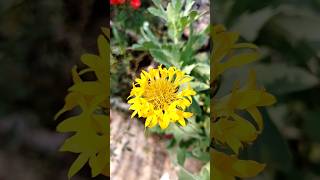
[231,7,277,41]
[180,16,189,29]
[182,64,197,74]
[203,116,210,137]
[193,63,210,80]
[254,63,319,95]
[167,3,178,23]
[271,6,320,42]
[172,0,183,12]
[165,124,188,143]
[167,3,174,22]
[181,30,196,65]
[189,11,199,21]
[198,162,210,180]
[190,81,210,92]
[177,147,186,166]
[184,0,195,16]
[148,7,167,20]
[190,97,202,117]
[132,41,159,51]
[150,50,171,67]
[302,111,320,142]
[131,44,144,50]
[192,147,210,162]
[151,0,162,8]
[220,63,319,95]
[142,22,159,44]
[178,167,198,180]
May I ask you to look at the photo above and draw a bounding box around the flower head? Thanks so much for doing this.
[110,0,125,5]
[128,66,196,129]
[130,0,141,9]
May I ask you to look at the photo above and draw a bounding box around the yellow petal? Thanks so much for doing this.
[149,116,158,128]
[247,107,263,133]
[183,112,193,118]
[178,118,186,126]
[212,150,266,179]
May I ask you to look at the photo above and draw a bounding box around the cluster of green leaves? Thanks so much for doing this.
[111,2,145,31]
[132,0,210,179]
[215,0,320,179]
[55,29,109,178]
[133,0,208,70]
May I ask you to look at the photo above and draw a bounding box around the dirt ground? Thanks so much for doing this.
[110,110,179,180]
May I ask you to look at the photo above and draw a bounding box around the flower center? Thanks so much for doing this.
[143,79,177,110]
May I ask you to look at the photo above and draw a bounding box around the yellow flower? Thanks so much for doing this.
[211,25,276,179]
[212,71,276,153]
[128,65,196,129]
[56,33,109,178]
[211,25,260,81]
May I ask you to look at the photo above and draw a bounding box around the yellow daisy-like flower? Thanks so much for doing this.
[128,65,196,129]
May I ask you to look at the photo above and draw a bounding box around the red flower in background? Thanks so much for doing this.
[110,0,125,5]
[130,0,141,9]
[110,0,140,9]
